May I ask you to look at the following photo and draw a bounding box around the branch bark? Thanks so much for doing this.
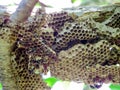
[10,0,38,23]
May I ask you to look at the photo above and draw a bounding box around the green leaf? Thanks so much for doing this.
[0,83,2,90]
[71,0,77,3]
[43,77,59,87]
[109,84,120,90]
[36,2,41,6]
[35,2,53,8]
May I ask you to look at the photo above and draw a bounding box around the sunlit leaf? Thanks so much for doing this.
[0,83,2,90]
[36,2,41,6]
[36,1,53,8]
[71,0,77,3]
[109,84,120,90]
[43,77,59,87]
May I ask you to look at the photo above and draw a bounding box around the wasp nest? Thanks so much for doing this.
[84,65,120,84]
[8,9,54,90]
[0,3,120,90]
[50,40,111,81]
[105,7,120,28]
[9,4,120,90]
[11,48,50,90]
[52,19,98,52]
[47,11,73,32]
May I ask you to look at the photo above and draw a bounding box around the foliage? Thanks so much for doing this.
[43,77,59,87]
[71,0,79,3]
[110,84,120,90]
[71,0,120,5]
[0,83,2,90]
[43,77,120,90]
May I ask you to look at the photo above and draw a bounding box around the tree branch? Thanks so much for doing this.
[10,0,39,23]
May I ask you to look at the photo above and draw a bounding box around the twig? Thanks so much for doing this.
[10,0,39,23]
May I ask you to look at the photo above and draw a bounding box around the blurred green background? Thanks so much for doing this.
[71,0,120,6]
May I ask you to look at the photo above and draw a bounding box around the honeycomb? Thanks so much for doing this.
[9,9,53,90]
[40,26,55,46]
[47,11,73,33]
[84,65,120,84]
[50,40,112,81]
[11,48,50,90]
[49,4,120,88]
[52,19,98,52]
[0,4,120,90]
[105,7,120,28]
[14,9,57,70]
[95,22,120,41]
